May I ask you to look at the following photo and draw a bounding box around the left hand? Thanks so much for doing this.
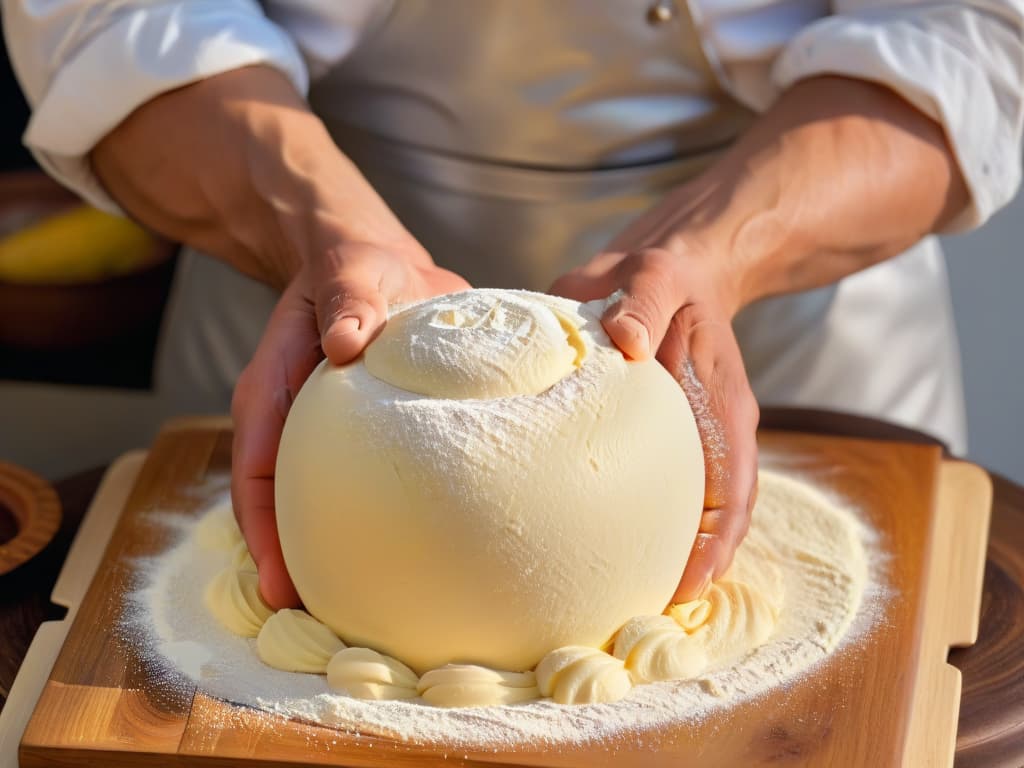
[551,74,976,604]
[550,203,760,604]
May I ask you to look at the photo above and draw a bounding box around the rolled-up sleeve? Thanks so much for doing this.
[3,0,309,210]
[772,1,1024,231]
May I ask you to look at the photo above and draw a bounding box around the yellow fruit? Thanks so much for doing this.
[0,205,156,284]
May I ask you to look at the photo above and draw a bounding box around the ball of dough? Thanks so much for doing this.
[275,289,704,673]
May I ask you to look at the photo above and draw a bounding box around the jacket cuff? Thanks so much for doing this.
[772,8,1023,231]
[22,1,308,211]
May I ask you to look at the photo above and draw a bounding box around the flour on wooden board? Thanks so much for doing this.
[123,464,886,749]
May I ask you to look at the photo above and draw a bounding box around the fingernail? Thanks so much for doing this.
[327,316,360,338]
[605,289,627,310]
[612,314,650,358]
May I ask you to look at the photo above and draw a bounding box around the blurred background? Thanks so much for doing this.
[0,35,1021,486]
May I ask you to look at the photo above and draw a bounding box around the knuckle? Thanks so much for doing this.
[549,271,579,296]
[616,294,659,328]
[629,247,677,277]
[669,302,716,341]
[587,251,624,273]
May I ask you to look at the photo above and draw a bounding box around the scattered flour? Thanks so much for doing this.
[123,463,887,749]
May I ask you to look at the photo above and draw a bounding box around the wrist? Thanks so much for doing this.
[241,104,428,287]
[658,165,809,317]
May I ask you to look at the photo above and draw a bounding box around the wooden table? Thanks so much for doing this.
[1,409,1022,766]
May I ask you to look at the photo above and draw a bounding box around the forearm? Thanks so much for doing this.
[91,65,418,288]
[659,76,970,313]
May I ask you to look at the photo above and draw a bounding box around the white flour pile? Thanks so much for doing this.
[124,463,886,749]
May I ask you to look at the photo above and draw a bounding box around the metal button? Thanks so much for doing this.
[647,1,676,24]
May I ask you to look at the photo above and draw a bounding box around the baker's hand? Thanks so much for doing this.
[550,221,759,604]
[88,66,472,609]
[231,241,469,608]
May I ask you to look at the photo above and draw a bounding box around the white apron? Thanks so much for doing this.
[156,0,967,452]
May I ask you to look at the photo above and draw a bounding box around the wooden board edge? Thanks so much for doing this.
[901,459,993,768]
[1,452,147,768]
[939,462,993,647]
[51,452,148,610]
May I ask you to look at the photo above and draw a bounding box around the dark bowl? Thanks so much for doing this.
[0,171,178,350]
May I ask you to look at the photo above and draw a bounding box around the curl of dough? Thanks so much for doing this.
[195,500,242,552]
[326,647,419,700]
[535,646,633,705]
[612,615,709,683]
[667,598,712,631]
[204,567,273,637]
[611,580,779,684]
[364,291,582,399]
[256,609,346,673]
[417,665,539,708]
[697,581,779,664]
[230,540,257,573]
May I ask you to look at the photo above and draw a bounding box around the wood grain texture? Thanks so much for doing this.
[18,424,991,767]
[0,462,61,576]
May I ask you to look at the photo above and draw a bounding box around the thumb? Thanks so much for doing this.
[601,249,682,361]
[314,246,391,365]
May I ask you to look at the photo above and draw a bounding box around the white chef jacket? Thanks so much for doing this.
[4,0,1024,454]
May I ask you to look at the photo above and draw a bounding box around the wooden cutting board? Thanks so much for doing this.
[15,417,992,767]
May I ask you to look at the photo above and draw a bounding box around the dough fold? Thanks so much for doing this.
[613,615,709,683]
[696,581,779,665]
[230,540,257,573]
[417,665,539,708]
[535,646,632,705]
[195,500,242,552]
[257,609,346,673]
[204,567,273,638]
[326,647,420,700]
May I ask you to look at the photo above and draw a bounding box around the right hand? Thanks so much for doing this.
[231,240,470,608]
[88,66,470,608]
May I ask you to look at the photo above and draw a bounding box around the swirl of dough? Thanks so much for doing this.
[204,567,273,637]
[230,540,257,573]
[363,290,585,399]
[417,665,539,708]
[195,500,242,552]
[612,615,709,683]
[256,609,346,673]
[535,646,633,705]
[326,647,419,700]
[696,581,779,664]
[667,598,712,631]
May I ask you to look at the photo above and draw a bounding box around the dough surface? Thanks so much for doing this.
[276,289,705,673]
